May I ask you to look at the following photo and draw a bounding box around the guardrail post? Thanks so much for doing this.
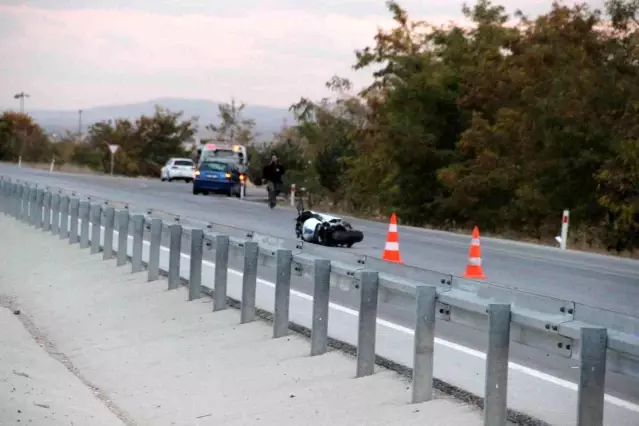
[29,187,36,223]
[18,185,24,220]
[168,223,182,290]
[34,189,44,229]
[51,193,61,235]
[13,183,20,217]
[7,182,13,216]
[31,188,39,227]
[8,183,14,217]
[23,186,29,222]
[5,182,10,213]
[48,192,56,232]
[273,249,292,338]
[4,182,9,213]
[31,188,38,227]
[0,181,4,212]
[8,183,13,216]
[5,182,11,215]
[3,181,9,214]
[577,327,607,426]
[30,188,38,226]
[16,185,21,219]
[6,183,12,215]
[117,210,130,266]
[10,183,16,217]
[357,270,379,378]
[42,191,51,231]
[484,303,512,426]
[189,229,204,301]
[15,184,22,219]
[213,235,230,311]
[3,182,9,213]
[21,186,28,222]
[7,183,13,216]
[79,201,90,248]
[131,214,144,272]
[59,195,69,239]
[0,181,5,214]
[240,241,259,323]
[102,206,115,259]
[90,204,102,254]
[12,184,19,218]
[29,187,35,223]
[412,285,437,403]
[28,187,35,225]
[147,218,162,281]
[0,181,6,214]
[68,198,80,244]
[4,182,10,214]
[311,259,331,356]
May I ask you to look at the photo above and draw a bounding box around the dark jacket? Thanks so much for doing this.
[262,162,285,184]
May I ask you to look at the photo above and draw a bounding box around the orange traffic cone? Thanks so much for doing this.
[382,213,403,263]
[462,226,487,279]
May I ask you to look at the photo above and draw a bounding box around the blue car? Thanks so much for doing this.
[192,160,244,197]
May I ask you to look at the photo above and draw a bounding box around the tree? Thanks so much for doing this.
[206,99,257,145]
[0,111,51,163]
[596,138,639,252]
[273,0,639,252]
[0,115,15,160]
[84,105,196,176]
[288,76,365,202]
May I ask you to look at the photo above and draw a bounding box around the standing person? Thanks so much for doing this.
[262,155,286,208]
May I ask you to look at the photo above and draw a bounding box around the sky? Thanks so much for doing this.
[0,0,602,111]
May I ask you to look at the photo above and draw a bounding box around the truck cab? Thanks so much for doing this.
[196,142,248,170]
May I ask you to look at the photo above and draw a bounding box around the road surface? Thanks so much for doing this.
[2,164,637,316]
[1,163,638,412]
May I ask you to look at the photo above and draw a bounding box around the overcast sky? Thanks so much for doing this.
[0,0,600,110]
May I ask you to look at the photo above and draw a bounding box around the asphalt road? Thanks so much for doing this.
[1,164,639,406]
[3,164,638,315]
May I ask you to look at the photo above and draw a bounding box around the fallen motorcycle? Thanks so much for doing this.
[294,195,363,247]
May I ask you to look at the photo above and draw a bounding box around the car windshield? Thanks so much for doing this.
[202,149,234,159]
[199,162,227,172]
[174,160,193,167]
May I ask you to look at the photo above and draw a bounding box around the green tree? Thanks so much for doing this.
[206,99,257,145]
[0,111,51,163]
[596,138,639,252]
[0,115,15,160]
[289,76,364,202]
[83,105,196,176]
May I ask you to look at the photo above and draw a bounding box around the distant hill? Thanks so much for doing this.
[10,98,295,143]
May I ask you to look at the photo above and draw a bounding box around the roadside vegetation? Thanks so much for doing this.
[1,0,637,255]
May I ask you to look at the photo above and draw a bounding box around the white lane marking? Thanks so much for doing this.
[112,229,639,412]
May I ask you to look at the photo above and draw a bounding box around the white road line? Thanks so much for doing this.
[115,229,639,413]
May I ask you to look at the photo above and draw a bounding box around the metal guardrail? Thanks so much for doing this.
[1,177,638,426]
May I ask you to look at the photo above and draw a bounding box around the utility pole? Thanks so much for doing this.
[78,109,83,139]
[13,92,30,114]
